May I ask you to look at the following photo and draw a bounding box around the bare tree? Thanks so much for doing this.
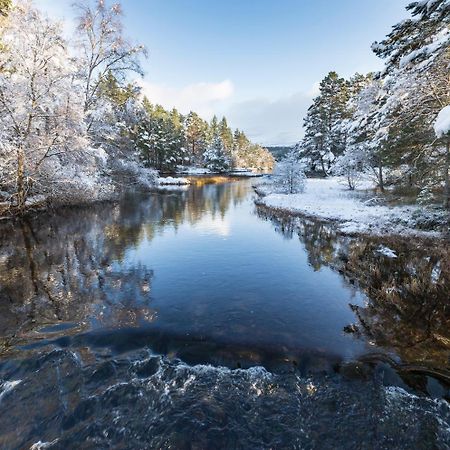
[73,0,147,129]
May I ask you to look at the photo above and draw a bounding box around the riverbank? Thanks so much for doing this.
[255,177,449,238]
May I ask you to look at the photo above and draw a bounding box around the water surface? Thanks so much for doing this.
[0,177,449,449]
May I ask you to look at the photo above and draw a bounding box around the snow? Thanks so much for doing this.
[399,30,449,68]
[157,177,190,186]
[228,171,261,177]
[377,246,398,258]
[176,166,212,175]
[257,177,438,236]
[155,184,189,192]
[434,105,450,138]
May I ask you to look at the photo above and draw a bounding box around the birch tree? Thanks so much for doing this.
[74,0,147,133]
[0,2,86,213]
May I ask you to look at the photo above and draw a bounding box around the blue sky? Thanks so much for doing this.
[35,0,411,145]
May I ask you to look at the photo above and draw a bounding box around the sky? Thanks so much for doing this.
[35,0,411,146]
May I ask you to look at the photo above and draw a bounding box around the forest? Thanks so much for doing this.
[0,0,274,216]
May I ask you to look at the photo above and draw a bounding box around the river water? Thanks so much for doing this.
[0,177,449,449]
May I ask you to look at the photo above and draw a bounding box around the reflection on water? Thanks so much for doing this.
[257,206,450,390]
[0,179,367,369]
[0,181,249,347]
[0,177,449,448]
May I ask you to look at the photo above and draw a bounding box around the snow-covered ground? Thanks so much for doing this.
[256,177,444,236]
[157,176,191,186]
[228,170,262,177]
[176,166,212,175]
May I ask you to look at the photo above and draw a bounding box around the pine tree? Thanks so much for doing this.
[185,112,208,164]
[208,115,219,144]
[219,117,234,152]
[203,133,231,173]
[370,0,450,200]
[299,71,351,174]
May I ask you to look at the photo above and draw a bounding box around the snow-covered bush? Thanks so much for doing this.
[110,158,158,190]
[273,152,306,194]
[333,145,367,190]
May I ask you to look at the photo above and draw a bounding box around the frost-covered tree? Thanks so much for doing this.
[273,151,306,194]
[134,101,186,172]
[203,134,231,173]
[336,77,390,191]
[219,116,234,153]
[333,146,368,190]
[302,0,450,205]
[0,2,88,212]
[372,0,449,73]
[299,72,350,175]
[185,111,208,164]
[74,0,146,131]
[370,0,450,202]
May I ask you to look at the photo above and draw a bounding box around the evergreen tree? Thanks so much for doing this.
[299,71,350,174]
[370,0,450,200]
[208,115,219,144]
[203,133,231,173]
[185,112,208,164]
[219,117,234,152]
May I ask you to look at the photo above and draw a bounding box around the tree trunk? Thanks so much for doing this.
[444,140,450,210]
[16,145,26,214]
[378,160,384,193]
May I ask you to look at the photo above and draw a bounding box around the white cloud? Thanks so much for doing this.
[225,90,315,146]
[138,79,235,119]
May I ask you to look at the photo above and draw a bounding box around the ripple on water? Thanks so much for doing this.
[0,349,449,449]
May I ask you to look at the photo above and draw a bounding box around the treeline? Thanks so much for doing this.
[133,96,274,173]
[0,0,273,216]
[297,0,449,207]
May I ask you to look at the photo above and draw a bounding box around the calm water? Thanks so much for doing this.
[0,177,449,449]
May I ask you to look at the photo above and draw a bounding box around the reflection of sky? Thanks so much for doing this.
[193,214,231,238]
[123,183,368,360]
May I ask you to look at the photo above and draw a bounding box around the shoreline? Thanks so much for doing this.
[254,177,449,240]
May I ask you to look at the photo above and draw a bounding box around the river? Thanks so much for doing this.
[0,177,449,449]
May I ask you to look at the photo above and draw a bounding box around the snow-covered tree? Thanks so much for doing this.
[74,0,147,132]
[203,134,231,173]
[333,145,367,190]
[299,72,351,175]
[219,116,234,153]
[185,111,208,164]
[134,101,186,172]
[273,151,306,194]
[0,1,88,212]
[370,0,450,203]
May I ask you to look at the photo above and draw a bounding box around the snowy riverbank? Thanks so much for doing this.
[255,177,447,237]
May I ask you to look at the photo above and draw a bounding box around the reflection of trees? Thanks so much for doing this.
[158,178,248,226]
[0,204,155,350]
[257,205,450,376]
[0,178,248,351]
